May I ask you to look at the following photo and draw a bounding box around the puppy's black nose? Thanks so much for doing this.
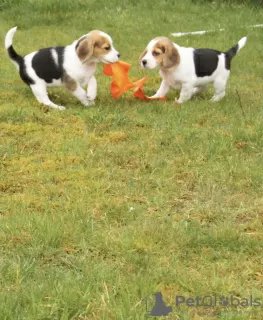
[117,53,120,58]
[142,59,147,66]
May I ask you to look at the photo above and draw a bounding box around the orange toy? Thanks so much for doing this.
[103,61,166,101]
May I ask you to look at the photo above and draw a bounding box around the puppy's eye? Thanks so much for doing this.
[153,51,160,56]
[105,46,111,51]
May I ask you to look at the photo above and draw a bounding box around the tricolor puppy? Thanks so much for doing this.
[139,36,247,103]
[5,27,120,110]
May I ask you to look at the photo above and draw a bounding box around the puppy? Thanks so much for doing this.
[5,27,120,110]
[139,36,247,103]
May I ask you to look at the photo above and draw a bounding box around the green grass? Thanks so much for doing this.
[1,0,263,319]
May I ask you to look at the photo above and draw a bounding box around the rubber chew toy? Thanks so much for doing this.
[103,61,166,100]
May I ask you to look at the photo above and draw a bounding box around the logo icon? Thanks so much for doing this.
[144,292,172,317]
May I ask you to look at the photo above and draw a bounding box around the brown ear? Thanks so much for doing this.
[76,37,94,63]
[138,49,147,66]
[162,40,180,69]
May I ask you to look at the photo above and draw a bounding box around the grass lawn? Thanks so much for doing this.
[1,0,263,319]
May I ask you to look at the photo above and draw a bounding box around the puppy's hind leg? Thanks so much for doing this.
[211,72,229,102]
[30,82,65,110]
[211,79,227,102]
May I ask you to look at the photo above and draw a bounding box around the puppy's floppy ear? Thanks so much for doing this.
[161,40,180,69]
[138,49,147,66]
[76,36,94,63]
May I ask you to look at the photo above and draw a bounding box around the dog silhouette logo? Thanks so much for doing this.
[144,292,172,317]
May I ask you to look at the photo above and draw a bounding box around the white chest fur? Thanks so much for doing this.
[63,46,97,86]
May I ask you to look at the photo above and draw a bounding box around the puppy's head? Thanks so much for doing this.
[76,30,120,64]
[139,37,180,70]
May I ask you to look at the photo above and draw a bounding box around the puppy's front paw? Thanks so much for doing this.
[57,105,66,110]
[50,104,66,110]
[175,98,182,104]
[87,99,95,106]
[87,94,96,101]
[83,99,95,107]
[210,96,222,102]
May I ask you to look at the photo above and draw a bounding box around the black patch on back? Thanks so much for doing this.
[193,49,221,77]
[31,46,65,83]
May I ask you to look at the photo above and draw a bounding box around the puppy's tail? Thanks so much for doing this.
[5,26,23,69]
[226,37,247,61]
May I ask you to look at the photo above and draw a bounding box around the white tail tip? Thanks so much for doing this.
[238,37,247,51]
[5,26,18,49]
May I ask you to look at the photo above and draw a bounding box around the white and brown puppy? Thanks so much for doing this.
[5,27,120,110]
[139,36,247,103]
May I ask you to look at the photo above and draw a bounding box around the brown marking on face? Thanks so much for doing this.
[138,49,147,66]
[63,73,77,91]
[76,31,112,63]
[152,37,180,69]
[153,47,163,55]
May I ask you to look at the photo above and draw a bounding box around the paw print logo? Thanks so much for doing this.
[219,296,229,307]
[143,292,172,317]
